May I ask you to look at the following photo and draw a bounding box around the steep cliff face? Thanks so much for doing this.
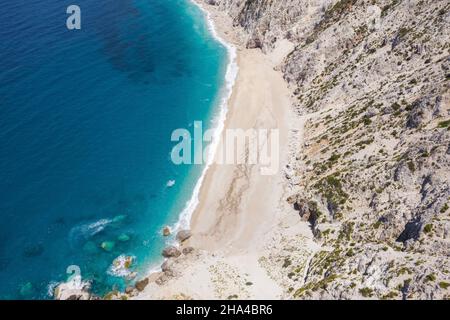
[205,0,450,299]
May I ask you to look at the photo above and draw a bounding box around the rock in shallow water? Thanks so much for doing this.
[162,226,171,237]
[54,276,91,300]
[117,233,130,242]
[100,241,115,252]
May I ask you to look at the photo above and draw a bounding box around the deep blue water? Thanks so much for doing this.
[0,0,228,299]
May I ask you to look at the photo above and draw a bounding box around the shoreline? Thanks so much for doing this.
[171,0,239,232]
[133,0,240,281]
[132,1,318,300]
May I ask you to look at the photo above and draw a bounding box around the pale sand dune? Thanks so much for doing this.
[133,3,318,300]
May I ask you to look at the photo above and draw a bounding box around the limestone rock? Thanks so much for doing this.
[135,278,149,292]
[162,246,181,258]
[162,226,171,237]
[176,230,192,242]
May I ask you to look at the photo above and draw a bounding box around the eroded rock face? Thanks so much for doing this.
[205,0,450,299]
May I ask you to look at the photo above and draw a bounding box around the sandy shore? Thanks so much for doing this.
[133,2,319,300]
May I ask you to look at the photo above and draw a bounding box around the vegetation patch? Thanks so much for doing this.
[423,224,433,234]
[359,287,374,297]
[437,119,450,128]
[314,174,349,213]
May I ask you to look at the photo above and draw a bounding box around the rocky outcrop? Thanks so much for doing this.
[135,278,149,292]
[205,0,450,299]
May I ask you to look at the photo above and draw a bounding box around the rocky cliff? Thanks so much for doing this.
[204,0,450,299]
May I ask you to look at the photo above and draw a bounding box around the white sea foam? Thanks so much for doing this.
[108,255,136,278]
[46,281,59,297]
[171,0,239,232]
[68,218,113,246]
[166,179,176,187]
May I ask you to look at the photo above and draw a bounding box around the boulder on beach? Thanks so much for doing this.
[22,244,44,258]
[162,246,181,258]
[162,265,175,277]
[176,230,191,242]
[135,278,149,292]
[155,274,170,286]
[125,286,135,295]
[162,226,171,237]
[182,246,194,255]
[161,260,173,273]
[109,255,135,278]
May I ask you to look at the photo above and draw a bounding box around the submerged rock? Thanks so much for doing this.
[117,233,130,242]
[22,244,44,258]
[166,180,176,187]
[100,241,115,252]
[162,246,181,258]
[112,215,127,224]
[19,282,34,297]
[176,230,192,242]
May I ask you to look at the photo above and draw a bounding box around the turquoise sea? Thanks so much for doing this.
[0,0,231,299]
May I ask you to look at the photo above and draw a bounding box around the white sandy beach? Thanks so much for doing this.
[133,2,319,300]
